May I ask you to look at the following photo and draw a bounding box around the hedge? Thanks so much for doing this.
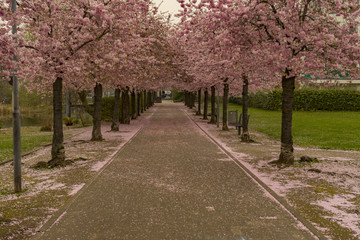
[229,89,360,111]
[172,90,184,102]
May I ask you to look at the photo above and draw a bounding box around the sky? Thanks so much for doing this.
[152,0,182,22]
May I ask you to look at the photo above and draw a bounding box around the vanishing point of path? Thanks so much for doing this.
[35,103,317,240]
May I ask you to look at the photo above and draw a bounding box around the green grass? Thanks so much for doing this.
[0,127,53,163]
[227,103,360,150]
[200,101,360,150]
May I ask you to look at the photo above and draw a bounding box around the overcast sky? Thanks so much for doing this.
[152,0,182,22]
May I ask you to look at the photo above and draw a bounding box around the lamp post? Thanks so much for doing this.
[11,0,21,193]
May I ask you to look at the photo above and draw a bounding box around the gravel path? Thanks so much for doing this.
[35,102,316,240]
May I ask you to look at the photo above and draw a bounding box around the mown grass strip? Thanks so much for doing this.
[0,127,53,163]
[201,102,360,150]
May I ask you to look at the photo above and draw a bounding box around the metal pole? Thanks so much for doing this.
[11,0,21,193]
[217,84,220,128]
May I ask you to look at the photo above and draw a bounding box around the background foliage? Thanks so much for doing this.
[230,89,360,111]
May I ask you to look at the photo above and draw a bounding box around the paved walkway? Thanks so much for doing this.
[35,103,315,240]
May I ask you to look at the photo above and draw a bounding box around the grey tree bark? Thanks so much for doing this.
[241,75,250,142]
[91,83,103,141]
[49,77,65,166]
[137,91,141,116]
[203,88,208,120]
[121,87,131,124]
[222,82,229,131]
[111,88,121,131]
[140,91,144,113]
[209,86,216,124]
[131,90,137,119]
[278,70,296,165]
[196,89,202,115]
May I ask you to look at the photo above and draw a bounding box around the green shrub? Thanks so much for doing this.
[101,97,115,121]
[230,89,360,111]
[40,124,52,132]
[0,122,3,129]
[63,117,73,126]
[172,90,184,102]
[101,97,124,121]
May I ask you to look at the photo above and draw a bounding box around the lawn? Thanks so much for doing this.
[209,102,360,150]
[0,127,53,163]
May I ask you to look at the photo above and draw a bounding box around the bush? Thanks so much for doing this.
[101,97,115,121]
[0,122,3,129]
[73,119,80,124]
[101,97,124,121]
[230,89,360,111]
[63,117,73,126]
[40,124,52,132]
[172,90,184,102]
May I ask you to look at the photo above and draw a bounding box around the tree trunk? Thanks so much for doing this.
[196,89,202,115]
[190,92,195,109]
[278,72,296,165]
[142,90,147,112]
[151,91,155,106]
[147,91,151,109]
[137,91,141,116]
[140,91,144,113]
[209,86,216,124]
[241,75,250,142]
[185,91,189,107]
[131,90,137,119]
[111,88,120,131]
[50,77,65,166]
[203,88,208,120]
[222,82,229,131]
[121,87,130,124]
[65,92,71,118]
[91,83,103,141]
[150,91,154,106]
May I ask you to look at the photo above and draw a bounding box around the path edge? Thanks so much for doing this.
[183,108,327,240]
[31,124,146,239]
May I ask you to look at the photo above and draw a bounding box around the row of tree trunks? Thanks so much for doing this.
[187,85,251,143]
[196,89,202,115]
[111,88,121,131]
[147,91,151,109]
[121,87,131,124]
[209,86,216,124]
[184,91,189,107]
[190,92,195,109]
[140,91,144,113]
[203,88,208,120]
[131,91,137,120]
[49,85,155,167]
[143,90,147,111]
[241,75,250,142]
[184,91,196,109]
[222,82,229,131]
[137,91,141,117]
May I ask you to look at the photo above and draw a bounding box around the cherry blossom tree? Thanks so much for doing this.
[175,0,360,164]
[18,0,151,166]
[0,2,15,80]
[247,0,360,164]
